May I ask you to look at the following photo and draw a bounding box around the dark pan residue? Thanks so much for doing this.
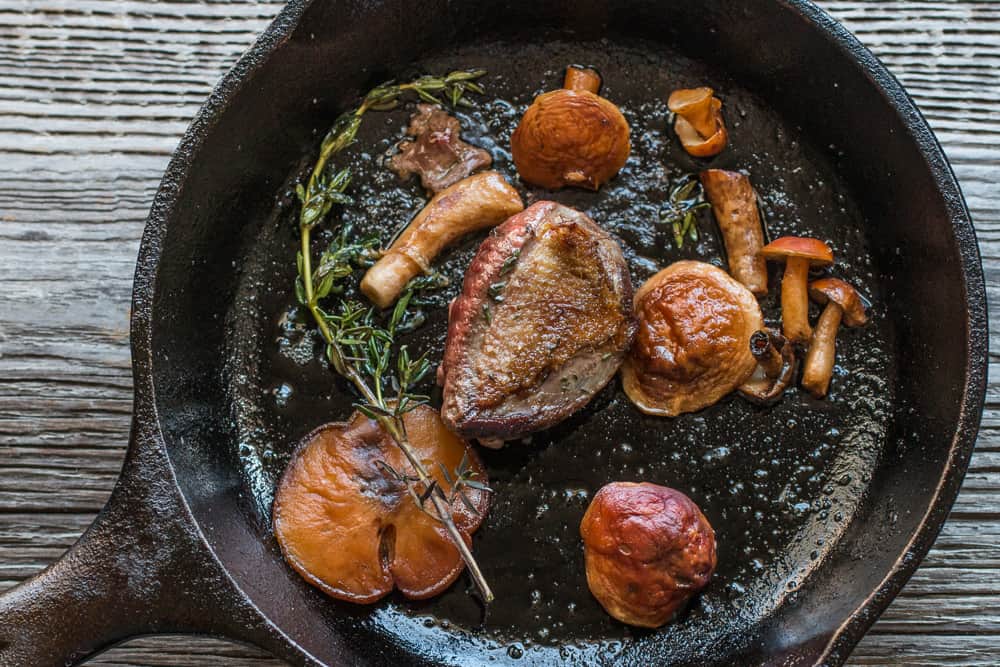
[224,37,895,664]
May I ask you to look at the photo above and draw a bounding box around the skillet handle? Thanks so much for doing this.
[0,424,269,666]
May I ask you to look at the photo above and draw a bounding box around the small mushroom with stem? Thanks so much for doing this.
[738,329,798,404]
[801,278,868,398]
[760,237,834,344]
[361,171,523,309]
[511,66,631,190]
[668,87,728,158]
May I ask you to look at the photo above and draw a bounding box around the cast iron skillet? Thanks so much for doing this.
[0,0,987,665]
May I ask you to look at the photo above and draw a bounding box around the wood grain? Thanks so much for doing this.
[0,1,997,665]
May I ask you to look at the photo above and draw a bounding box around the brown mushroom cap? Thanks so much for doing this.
[511,71,631,191]
[809,277,868,327]
[760,236,834,266]
[668,87,728,158]
[621,261,763,417]
[580,482,717,628]
[273,406,489,603]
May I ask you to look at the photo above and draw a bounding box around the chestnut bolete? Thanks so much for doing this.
[668,87,728,158]
[700,169,768,295]
[272,406,489,603]
[621,261,762,417]
[801,278,868,398]
[738,329,798,404]
[511,66,630,190]
[361,171,523,309]
[580,482,717,628]
[760,236,834,343]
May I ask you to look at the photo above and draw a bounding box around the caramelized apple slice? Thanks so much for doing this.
[273,405,489,603]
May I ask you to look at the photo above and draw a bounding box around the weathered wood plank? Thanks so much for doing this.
[0,0,997,665]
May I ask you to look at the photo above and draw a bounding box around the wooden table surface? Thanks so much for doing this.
[0,1,997,665]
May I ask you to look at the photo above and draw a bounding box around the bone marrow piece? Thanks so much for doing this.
[361,171,524,309]
[511,66,631,191]
[273,406,489,603]
[440,201,636,441]
[700,169,768,296]
[622,261,763,417]
[580,482,717,628]
[389,104,493,194]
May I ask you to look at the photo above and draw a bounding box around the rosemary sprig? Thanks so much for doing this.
[293,70,494,603]
[660,175,711,249]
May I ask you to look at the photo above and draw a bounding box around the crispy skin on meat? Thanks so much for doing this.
[440,201,636,441]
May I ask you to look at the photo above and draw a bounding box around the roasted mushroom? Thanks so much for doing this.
[700,169,768,295]
[580,482,717,628]
[272,406,489,603]
[361,171,523,309]
[621,260,763,417]
[389,104,493,194]
[801,278,868,398]
[511,66,630,190]
[738,329,798,404]
[760,236,834,343]
[668,87,728,158]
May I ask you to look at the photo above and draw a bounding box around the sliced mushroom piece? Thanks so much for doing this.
[738,329,798,404]
[801,278,868,398]
[668,87,728,158]
[360,171,523,309]
[272,406,489,603]
[621,261,763,417]
[699,169,768,295]
[511,66,631,190]
[760,236,834,343]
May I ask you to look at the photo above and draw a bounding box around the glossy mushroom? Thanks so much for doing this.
[668,87,728,158]
[621,260,763,417]
[760,236,834,343]
[361,171,523,309]
[511,66,631,190]
[700,169,768,295]
[738,329,798,404]
[801,278,868,398]
[580,482,717,628]
[272,405,489,603]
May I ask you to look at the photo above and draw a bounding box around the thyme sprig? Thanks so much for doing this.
[293,70,494,603]
[660,174,711,248]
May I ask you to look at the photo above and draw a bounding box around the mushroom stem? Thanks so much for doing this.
[361,172,523,309]
[750,330,783,378]
[700,170,768,295]
[564,66,601,94]
[781,256,812,343]
[801,302,843,398]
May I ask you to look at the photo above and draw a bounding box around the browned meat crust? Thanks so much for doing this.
[440,201,636,441]
[389,104,492,193]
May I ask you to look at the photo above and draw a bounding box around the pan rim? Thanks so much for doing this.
[132,0,989,664]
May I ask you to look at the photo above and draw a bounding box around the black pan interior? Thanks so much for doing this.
[145,1,982,665]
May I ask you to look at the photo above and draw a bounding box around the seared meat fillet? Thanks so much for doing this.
[389,104,492,194]
[440,201,636,441]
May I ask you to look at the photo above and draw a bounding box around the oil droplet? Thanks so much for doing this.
[507,644,524,659]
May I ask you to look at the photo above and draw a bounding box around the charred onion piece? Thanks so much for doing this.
[580,482,717,628]
[511,66,630,190]
[760,236,834,343]
[621,260,763,417]
[801,278,868,398]
[700,169,768,295]
[389,104,493,194]
[272,406,489,603]
[739,329,798,404]
[361,171,523,309]
[668,87,728,158]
